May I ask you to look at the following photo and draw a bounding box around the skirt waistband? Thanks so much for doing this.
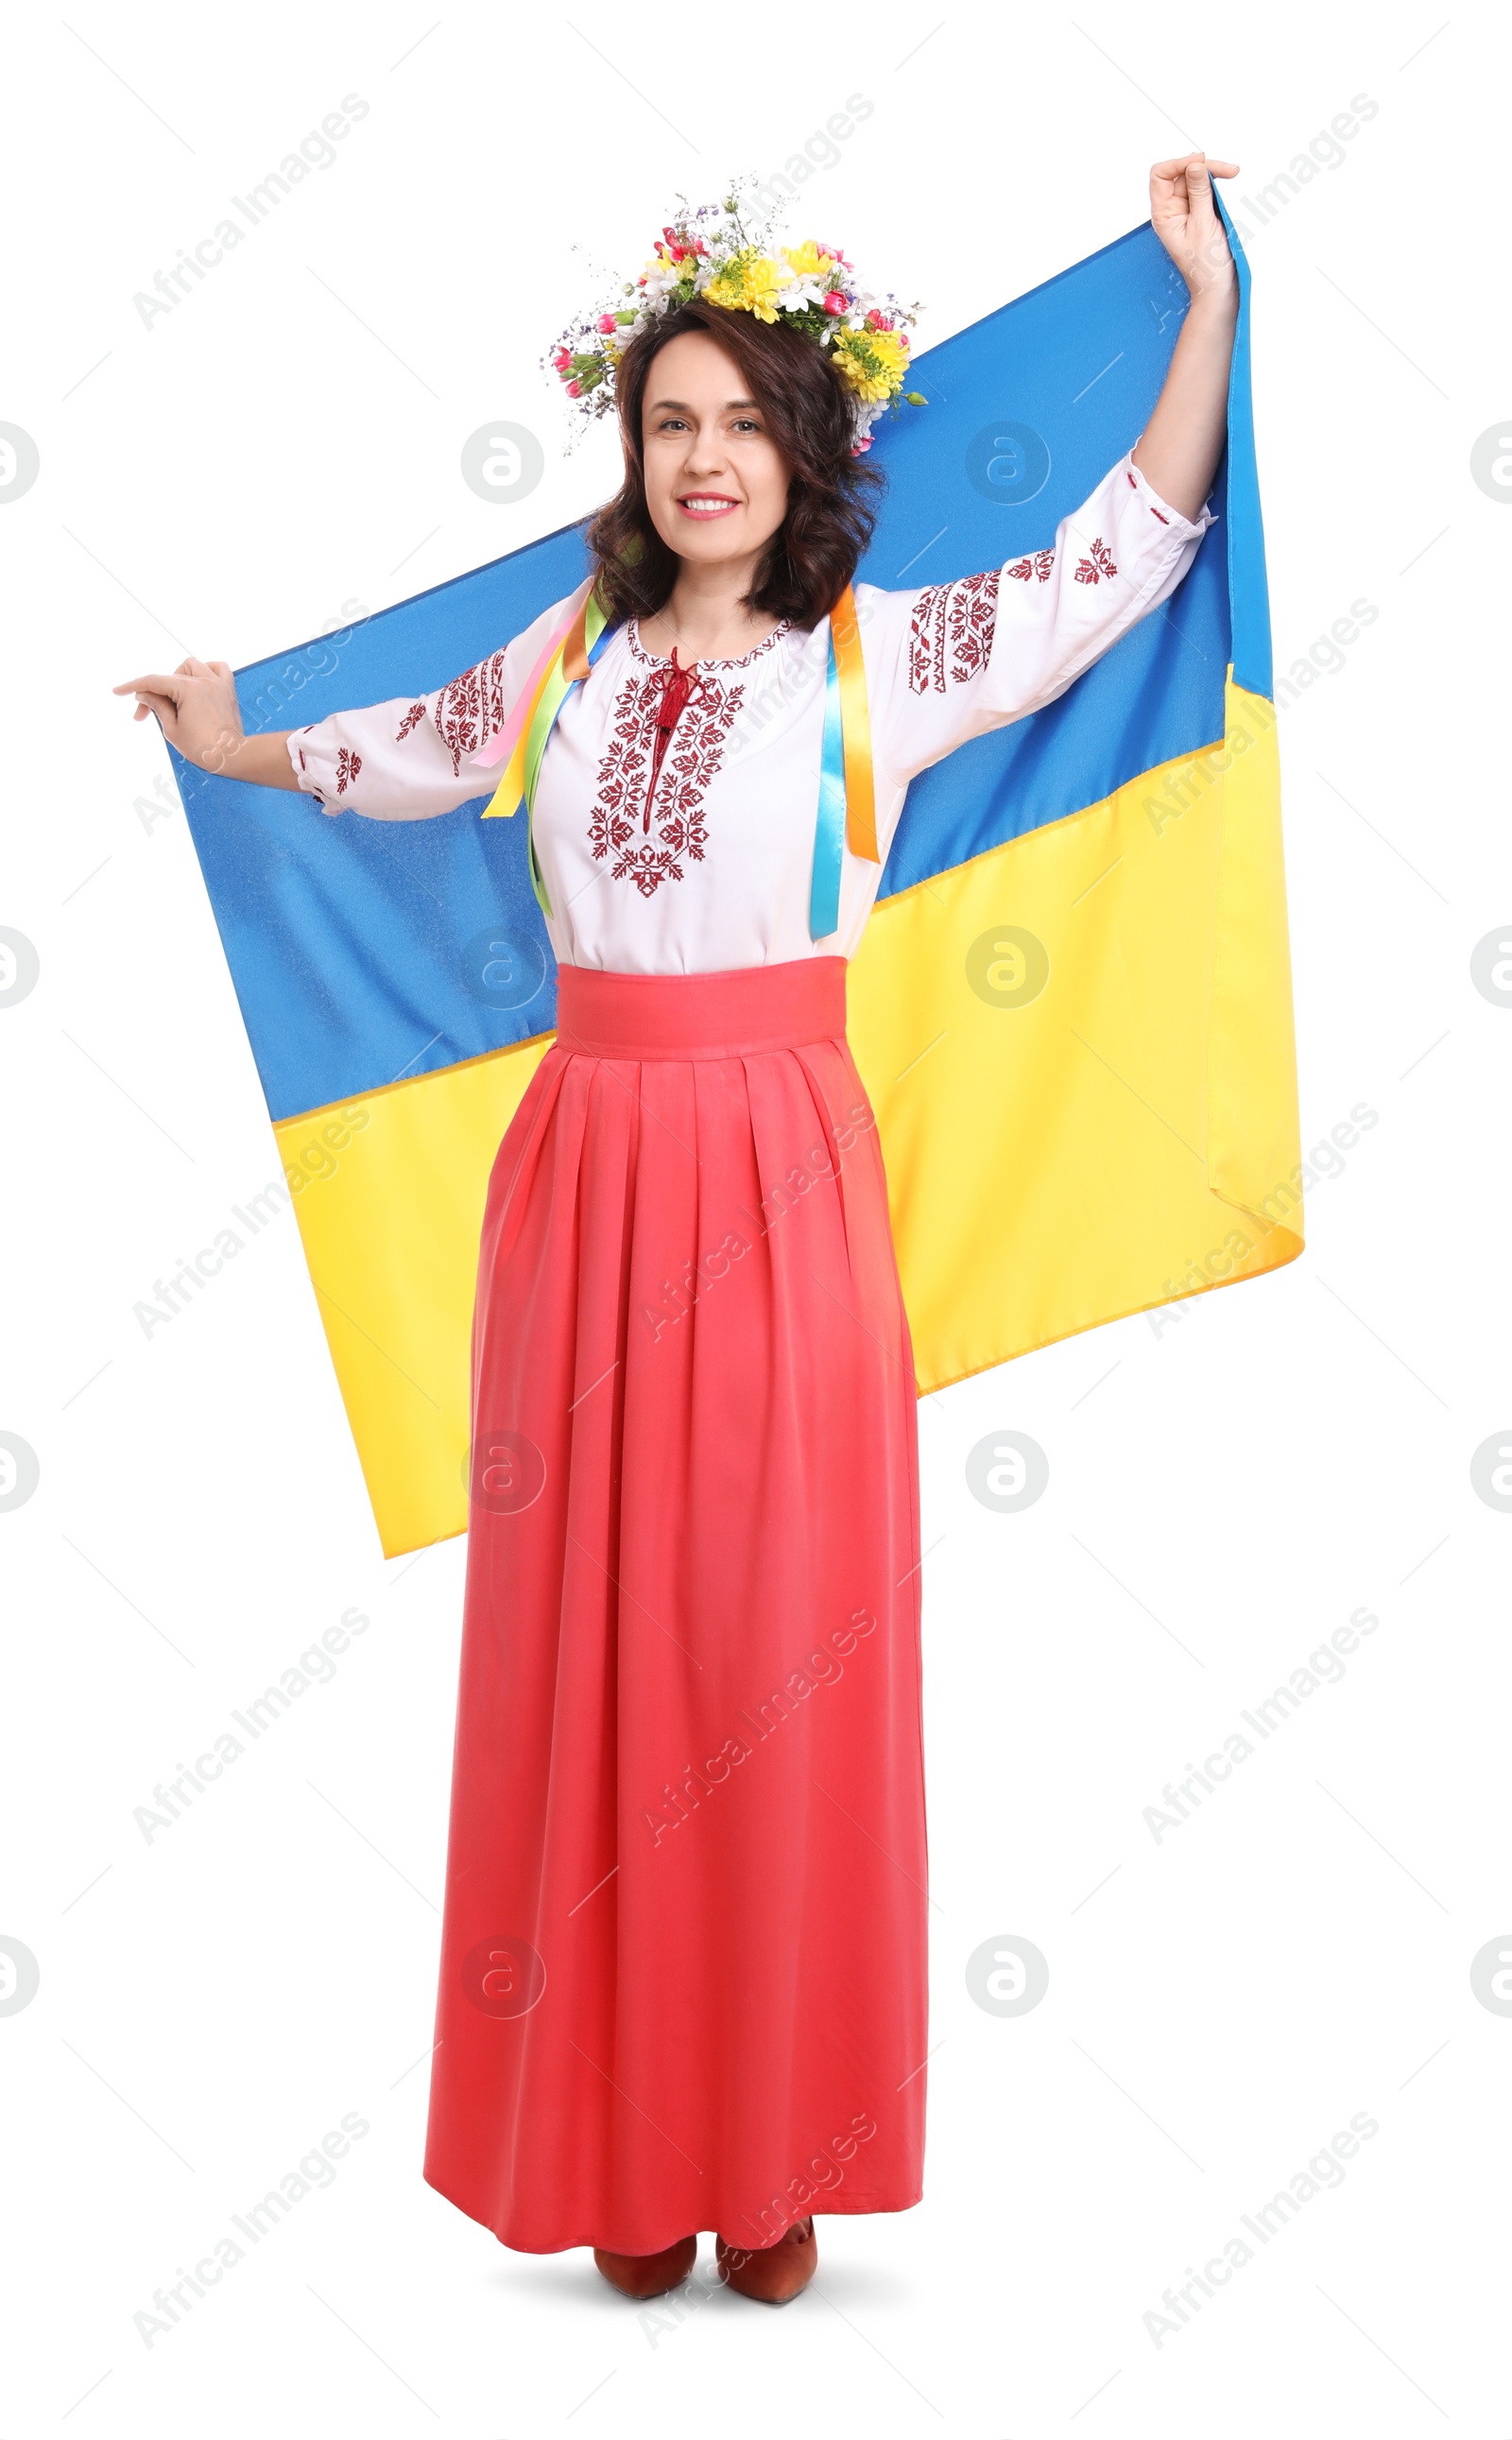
[555,957,848,1061]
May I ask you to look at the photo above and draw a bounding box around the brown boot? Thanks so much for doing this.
[715,2218,816,2303]
[593,2234,697,2298]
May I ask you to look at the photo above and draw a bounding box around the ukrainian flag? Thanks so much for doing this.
[174,201,1299,1559]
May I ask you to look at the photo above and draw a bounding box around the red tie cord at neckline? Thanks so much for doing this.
[644,646,707,831]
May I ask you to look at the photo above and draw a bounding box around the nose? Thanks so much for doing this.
[679,428,732,482]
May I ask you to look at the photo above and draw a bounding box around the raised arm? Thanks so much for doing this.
[859,446,1215,818]
[113,659,301,791]
[1131,153,1240,522]
[854,150,1239,833]
[114,594,574,821]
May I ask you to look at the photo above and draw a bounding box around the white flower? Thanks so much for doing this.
[777,274,830,312]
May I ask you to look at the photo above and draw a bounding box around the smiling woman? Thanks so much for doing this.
[588,297,883,655]
[114,163,1242,2312]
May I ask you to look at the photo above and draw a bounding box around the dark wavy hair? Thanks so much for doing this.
[584,300,883,631]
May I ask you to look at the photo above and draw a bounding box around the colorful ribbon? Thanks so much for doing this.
[807,584,877,939]
[479,584,610,917]
[809,627,849,939]
[478,579,878,936]
[831,584,877,865]
[472,579,592,798]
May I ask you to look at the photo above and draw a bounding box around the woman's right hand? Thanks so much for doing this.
[112,657,298,787]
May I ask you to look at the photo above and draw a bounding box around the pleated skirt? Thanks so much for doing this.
[422,956,927,2256]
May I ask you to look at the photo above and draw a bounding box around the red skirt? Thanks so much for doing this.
[422,957,927,2256]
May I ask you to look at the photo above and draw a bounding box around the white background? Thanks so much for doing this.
[4,2,1505,2431]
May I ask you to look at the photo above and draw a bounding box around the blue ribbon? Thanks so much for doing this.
[808,627,847,940]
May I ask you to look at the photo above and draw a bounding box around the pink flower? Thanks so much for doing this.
[850,436,872,455]
[552,347,571,371]
[596,314,617,334]
[566,379,581,398]
[866,312,894,333]
[821,291,848,316]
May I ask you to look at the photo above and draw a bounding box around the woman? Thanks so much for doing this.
[117,156,1239,2307]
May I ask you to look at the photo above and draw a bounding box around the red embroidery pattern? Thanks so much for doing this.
[1074,538,1118,587]
[431,648,511,774]
[907,570,1002,693]
[587,665,745,896]
[1005,548,1056,585]
[1128,464,1169,521]
[335,747,362,794]
[483,648,510,741]
[627,621,786,676]
[433,663,481,774]
[395,701,428,742]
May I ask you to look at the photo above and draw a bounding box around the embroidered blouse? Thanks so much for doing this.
[287,450,1212,973]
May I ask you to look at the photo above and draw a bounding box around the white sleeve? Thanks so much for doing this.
[859,449,1215,809]
[284,594,574,820]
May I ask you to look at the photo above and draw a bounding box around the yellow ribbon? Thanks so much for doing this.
[831,584,878,864]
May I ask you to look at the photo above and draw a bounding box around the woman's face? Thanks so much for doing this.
[639,330,791,569]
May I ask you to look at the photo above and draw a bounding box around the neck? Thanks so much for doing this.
[639,555,782,662]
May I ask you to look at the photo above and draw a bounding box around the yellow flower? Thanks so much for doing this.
[832,327,909,403]
[705,258,747,311]
[707,250,786,323]
[782,239,836,279]
[739,254,785,322]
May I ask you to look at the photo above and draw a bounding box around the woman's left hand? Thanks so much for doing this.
[1150,154,1239,306]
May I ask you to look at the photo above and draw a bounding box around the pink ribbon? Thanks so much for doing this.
[468,577,593,771]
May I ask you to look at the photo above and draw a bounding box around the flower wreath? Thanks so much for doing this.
[545,180,925,455]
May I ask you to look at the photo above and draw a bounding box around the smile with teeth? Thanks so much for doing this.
[678,494,740,518]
